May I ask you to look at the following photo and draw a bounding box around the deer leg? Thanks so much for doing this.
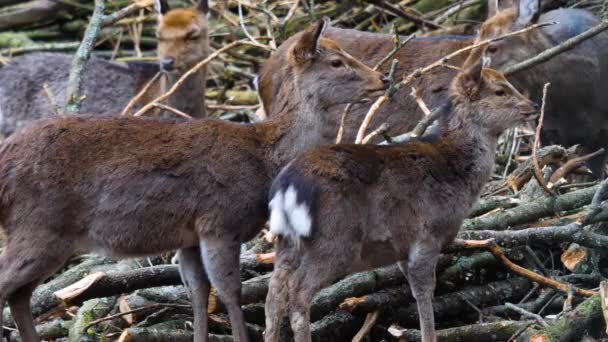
[264,249,294,342]
[178,247,210,342]
[199,236,249,342]
[405,245,440,342]
[0,235,72,342]
[288,243,356,342]
[8,283,38,342]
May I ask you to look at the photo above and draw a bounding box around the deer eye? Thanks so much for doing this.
[487,45,498,53]
[331,59,344,68]
[495,89,505,96]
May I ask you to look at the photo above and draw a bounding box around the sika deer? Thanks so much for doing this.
[0,0,209,137]
[0,20,387,342]
[265,59,538,342]
[258,26,474,142]
[465,0,608,175]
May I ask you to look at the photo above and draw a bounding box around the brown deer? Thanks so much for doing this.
[465,0,608,176]
[0,20,387,342]
[264,59,538,342]
[0,0,209,136]
[258,26,475,143]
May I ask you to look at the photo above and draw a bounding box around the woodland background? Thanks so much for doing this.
[3,0,608,341]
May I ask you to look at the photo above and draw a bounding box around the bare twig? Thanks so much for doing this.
[152,103,192,119]
[458,239,597,297]
[531,83,555,196]
[43,83,62,116]
[335,103,353,144]
[548,148,605,188]
[505,20,608,76]
[65,0,106,114]
[368,0,443,30]
[120,72,161,116]
[82,303,190,332]
[102,0,153,26]
[355,59,398,144]
[352,311,379,342]
[362,123,389,144]
[505,303,549,328]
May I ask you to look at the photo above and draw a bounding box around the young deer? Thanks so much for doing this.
[258,26,474,142]
[0,20,387,342]
[265,59,538,342]
[0,0,209,136]
[465,0,608,175]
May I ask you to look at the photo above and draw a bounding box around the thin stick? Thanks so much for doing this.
[43,83,62,116]
[65,0,106,114]
[548,148,605,187]
[152,103,192,119]
[352,311,380,342]
[133,40,269,117]
[362,123,389,144]
[101,0,153,26]
[355,59,398,144]
[458,239,597,297]
[238,0,261,45]
[531,83,555,197]
[410,86,431,116]
[120,72,161,116]
[82,303,190,332]
[504,20,608,76]
[335,103,353,144]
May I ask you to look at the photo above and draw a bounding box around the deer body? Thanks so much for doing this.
[258,27,474,142]
[0,21,386,342]
[0,0,209,137]
[472,1,608,175]
[265,63,537,342]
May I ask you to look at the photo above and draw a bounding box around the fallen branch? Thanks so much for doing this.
[457,239,597,297]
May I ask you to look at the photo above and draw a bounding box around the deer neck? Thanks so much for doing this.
[162,68,207,119]
[431,101,498,196]
[255,89,330,175]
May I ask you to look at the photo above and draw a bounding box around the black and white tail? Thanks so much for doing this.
[268,166,318,240]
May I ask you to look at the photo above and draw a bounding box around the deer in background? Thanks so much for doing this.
[465,0,608,176]
[0,20,387,342]
[258,26,475,143]
[0,0,209,137]
[264,58,538,342]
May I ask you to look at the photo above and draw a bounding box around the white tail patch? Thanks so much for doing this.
[269,185,312,238]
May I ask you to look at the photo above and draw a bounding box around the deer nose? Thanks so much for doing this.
[161,58,175,72]
[532,102,540,111]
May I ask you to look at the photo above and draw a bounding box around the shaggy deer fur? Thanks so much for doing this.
[0,0,209,136]
[0,20,386,342]
[265,60,537,342]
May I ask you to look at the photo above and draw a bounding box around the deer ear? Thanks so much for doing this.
[458,57,484,97]
[197,0,209,14]
[154,0,170,15]
[289,17,330,65]
[516,0,540,27]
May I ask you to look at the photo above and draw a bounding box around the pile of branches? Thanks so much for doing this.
[3,0,608,341]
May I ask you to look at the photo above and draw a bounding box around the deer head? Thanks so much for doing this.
[452,57,538,135]
[154,0,209,72]
[287,18,388,111]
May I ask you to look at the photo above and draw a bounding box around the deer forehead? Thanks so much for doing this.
[479,8,517,39]
[481,68,508,84]
[160,8,204,30]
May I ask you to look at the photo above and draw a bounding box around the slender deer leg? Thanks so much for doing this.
[288,242,356,342]
[8,283,39,342]
[264,244,294,342]
[0,232,72,342]
[405,245,440,342]
[199,235,249,342]
[178,247,210,342]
